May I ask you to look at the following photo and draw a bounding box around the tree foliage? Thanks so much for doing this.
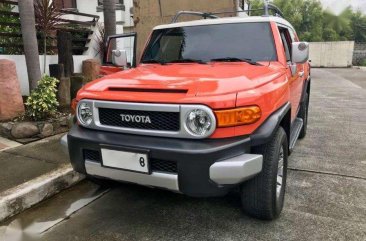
[247,0,366,42]
[34,0,63,72]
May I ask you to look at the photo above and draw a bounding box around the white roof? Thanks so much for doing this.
[154,16,295,31]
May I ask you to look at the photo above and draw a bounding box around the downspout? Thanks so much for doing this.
[158,0,163,22]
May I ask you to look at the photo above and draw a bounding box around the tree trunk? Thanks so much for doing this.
[57,31,74,77]
[18,0,41,92]
[103,0,116,51]
[43,35,47,73]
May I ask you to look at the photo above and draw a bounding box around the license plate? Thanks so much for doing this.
[101,148,149,174]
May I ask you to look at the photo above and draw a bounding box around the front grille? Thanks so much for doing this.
[151,159,178,174]
[84,149,101,163]
[98,108,180,131]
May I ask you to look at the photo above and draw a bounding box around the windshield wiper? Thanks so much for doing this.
[210,57,261,66]
[165,58,207,64]
[141,59,166,65]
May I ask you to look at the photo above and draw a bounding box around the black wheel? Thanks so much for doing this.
[240,127,288,220]
[298,93,309,139]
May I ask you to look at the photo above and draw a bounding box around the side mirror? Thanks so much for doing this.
[292,42,309,63]
[104,33,137,67]
[112,49,128,67]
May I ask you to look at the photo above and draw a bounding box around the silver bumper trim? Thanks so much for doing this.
[60,134,68,154]
[209,154,263,185]
[85,161,179,191]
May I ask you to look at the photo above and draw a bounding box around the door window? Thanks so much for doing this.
[278,27,293,62]
[104,34,137,67]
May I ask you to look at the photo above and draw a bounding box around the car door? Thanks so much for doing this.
[101,33,137,75]
[278,26,303,121]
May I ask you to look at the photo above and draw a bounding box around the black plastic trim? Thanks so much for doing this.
[250,102,291,146]
[300,77,311,103]
[67,125,251,197]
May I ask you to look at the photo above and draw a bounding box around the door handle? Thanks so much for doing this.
[299,71,304,77]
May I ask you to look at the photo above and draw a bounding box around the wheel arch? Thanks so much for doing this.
[251,102,291,148]
[301,77,311,103]
[279,107,291,152]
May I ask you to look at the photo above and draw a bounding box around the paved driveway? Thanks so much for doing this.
[1,68,365,241]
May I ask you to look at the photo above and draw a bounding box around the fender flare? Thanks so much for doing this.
[250,102,291,146]
[300,77,311,103]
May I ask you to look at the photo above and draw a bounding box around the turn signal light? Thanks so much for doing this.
[215,106,261,127]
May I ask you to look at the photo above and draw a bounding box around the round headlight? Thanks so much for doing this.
[77,102,93,126]
[185,109,213,136]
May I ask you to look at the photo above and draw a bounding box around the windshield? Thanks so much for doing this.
[142,22,277,63]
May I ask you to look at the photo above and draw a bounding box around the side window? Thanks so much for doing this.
[289,29,297,42]
[278,27,293,62]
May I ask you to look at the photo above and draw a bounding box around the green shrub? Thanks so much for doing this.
[25,75,59,121]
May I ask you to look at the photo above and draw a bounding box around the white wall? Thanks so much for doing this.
[75,0,135,60]
[61,1,125,25]
[309,41,355,67]
[123,0,134,27]
[0,55,92,96]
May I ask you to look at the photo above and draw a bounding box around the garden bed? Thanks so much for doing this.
[0,113,73,143]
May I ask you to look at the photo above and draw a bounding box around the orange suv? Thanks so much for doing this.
[62,9,310,220]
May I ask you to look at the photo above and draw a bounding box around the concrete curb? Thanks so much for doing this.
[352,66,366,71]
[0,136,22,152]
[0,164,84,222]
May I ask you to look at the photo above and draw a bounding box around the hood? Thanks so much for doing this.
[83,62,285,97]
[78,62,286,109]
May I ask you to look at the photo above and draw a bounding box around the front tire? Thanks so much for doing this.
[240,127,288,220]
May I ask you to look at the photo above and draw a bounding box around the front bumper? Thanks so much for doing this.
[62,125,263,197]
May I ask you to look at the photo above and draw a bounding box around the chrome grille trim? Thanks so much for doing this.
[94,100,180,112]
[76,99,216,139]
[99,108,180,131]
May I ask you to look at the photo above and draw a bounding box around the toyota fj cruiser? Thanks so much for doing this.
[62,6,311,220]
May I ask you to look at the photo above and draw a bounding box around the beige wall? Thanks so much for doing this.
[309,41,355,67]
[133,0,236,61]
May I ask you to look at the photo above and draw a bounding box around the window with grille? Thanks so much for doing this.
[54,0,77,9]
[98,0,124,5]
